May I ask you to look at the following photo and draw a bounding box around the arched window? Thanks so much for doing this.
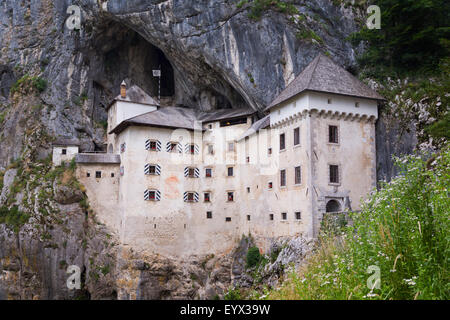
[326,200,341,213]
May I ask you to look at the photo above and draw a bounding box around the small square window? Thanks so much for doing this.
[148,191,156,200]
[204,193,211,202]
[187,192,195,201]
[61,149,67,155]
[328,98,332,104]
[246,156,250,163]
[269,214,274,221]
[188,168,196,178]
[295,212,301,220]
[247,215,251,221]
[86,172,90,178]
[95,171,102,179]
[227,167,234,177]
[282,212,287,220]
[268,181,273,189]
[208,124,213,129]
[111,173,115,178]
[247,187,250,193]
[205,168,212,178]
[355,102,360,108]
[227,192,234,202]
[150,141,157,151]
[268,148,272,155]
[169,143,178,152]
[206,211,212,219]
[225,217,232,222]
[149,165,157,175]
[189,144,196,154]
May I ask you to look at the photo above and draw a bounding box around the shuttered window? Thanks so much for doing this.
[144,164,161,176]
[184,167,200,178]
[185,143,199,154]
[167,142,182,153]
[146,140,161,151]
[184,192,199,203]
[329,165,339,183]
[144,190,161,201]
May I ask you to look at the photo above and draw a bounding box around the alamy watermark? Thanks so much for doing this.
[66,265,81,290]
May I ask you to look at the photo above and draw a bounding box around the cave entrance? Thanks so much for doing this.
[91,21,175,109]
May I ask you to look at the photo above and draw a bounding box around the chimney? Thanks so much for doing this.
[120,80,127,98]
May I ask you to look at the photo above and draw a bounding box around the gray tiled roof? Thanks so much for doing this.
[265,54,384,111]
[238,115,270,141]
[107,84,159,110]
[110,106,255,134]
[53,138,80,147]
[75,153,121,164]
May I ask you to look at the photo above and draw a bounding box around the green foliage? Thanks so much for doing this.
[246,246,262,268]
[224,286,242,300]
[350,0,450,76]
[239,0,298,20]
[0,205,30,232]
[296,29,323,44]
[267,147,450,300]
[10,74,48,95]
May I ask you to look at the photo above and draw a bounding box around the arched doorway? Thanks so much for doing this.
[326,199,341,213]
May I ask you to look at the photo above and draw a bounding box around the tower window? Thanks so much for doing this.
[227,167,234,177]
[295,212,301,220]
[280,169,286,187]
[268,147,272,155]
[204,192,211,202]
[355,102,360,108]
[329,125,339,144]
[269,214,274,221]
[61,149,67,155]
[95,171,102,179]
[295,166,301,185]
[329,165,339,184]
[86,172,90,178]
[279,133,286,150]
[206,211,213,219]
[225,217,232,222]
[247,215,251,221]
[227,192,234,202]
[268,181,273,189]
[328,98,332,104]
[294,127,300,146]
[281,212,287,220]
[205,168,212,178]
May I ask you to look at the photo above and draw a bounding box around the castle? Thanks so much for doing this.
[52,54,384,257]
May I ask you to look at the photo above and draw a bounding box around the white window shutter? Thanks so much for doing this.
[166,142,171,152]
[184,167,189,177]
[155,190,161,201]
[194,168,200,178]
[145,140,150,150]
[144,164,150,175]
[194,144,199,154]
[194,192,199,202]
[156,165,161,175]
[156,140,161,151]
[177,143,182,153]
[183,192,188,202]
[144,190,150,201]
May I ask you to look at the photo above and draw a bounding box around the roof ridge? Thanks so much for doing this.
[305,54,321,91]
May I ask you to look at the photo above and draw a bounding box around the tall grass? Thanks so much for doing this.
[268,147,449,300]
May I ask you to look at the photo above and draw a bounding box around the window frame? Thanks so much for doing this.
[328,125,339,144]
[293,127,300,146]
[280,169,287,187]
[329,164,340,185]
[279,133,286,151]
[294,166,302,185]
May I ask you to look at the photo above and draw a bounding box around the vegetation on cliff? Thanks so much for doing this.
[266,147,449,300]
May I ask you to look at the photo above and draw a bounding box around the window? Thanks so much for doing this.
[280,169,286,187]
[206,211,213,219]
[281,212,287,220]
[121,143,126,153]
[329,125,338,144]
[184,191,199,203]
[246,156,250,163]
[268,147,272,155]
[295,212,301,220]
[247,215,251,221]
[247,187,250,193]
[185,167,199,178]
[268,181,273,189]
[279,133,286,150]
[207,144,214,155]
[355,102,360,108]
[327,98,332,104]
[111,173,115,178]
[62,149,67,155]
[220,117,247,127]
[189,144,195,154]
[294,166,301,185]
[184,143,198,154]
[145,164,161,176]
[204,192,211,202]
[228,142,235,152]
[86,172,90,178]
[95,171,102,179]
[208,124,213,129]
[205,168,212,178]
[294,127,300,146]
[144,190,161,201]
[329,165,339,184]
[269,214,274,221]
[146,140,161,151]
[227,167,234,177]
[227,192,234,202]
[225,217,232,222]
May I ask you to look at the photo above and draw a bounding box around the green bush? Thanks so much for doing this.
[246,246,262,268]
[268,146,450,300]
[0,205,30,232]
